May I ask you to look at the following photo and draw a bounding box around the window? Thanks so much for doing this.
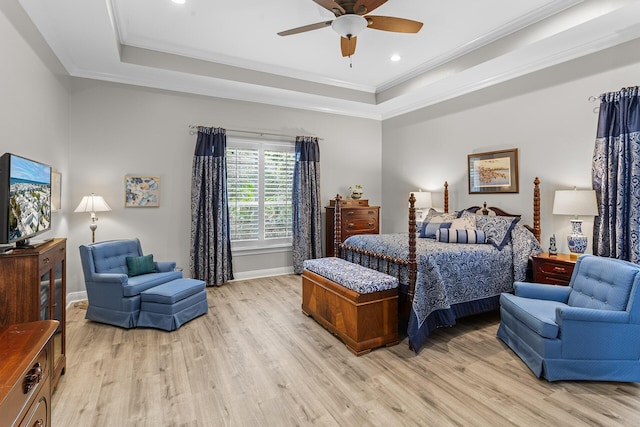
[226,138,295,251]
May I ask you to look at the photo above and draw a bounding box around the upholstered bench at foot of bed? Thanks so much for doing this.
[302,257,399,356]
[137,278,208,331]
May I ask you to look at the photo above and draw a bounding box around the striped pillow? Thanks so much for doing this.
[436,228,487,244]
[420,221,452,238]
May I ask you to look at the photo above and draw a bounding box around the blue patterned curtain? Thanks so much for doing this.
[292,136,322,274]
[592,87,640,262]
[190,127,233,285]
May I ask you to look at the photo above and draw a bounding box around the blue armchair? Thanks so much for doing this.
[497,254,640,382]
[79,238,183,328]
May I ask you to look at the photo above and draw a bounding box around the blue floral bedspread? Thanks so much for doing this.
[343,224,541,351]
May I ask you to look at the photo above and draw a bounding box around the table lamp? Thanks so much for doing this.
[552,188,598,259]
[411,190,433,221]
[75,193,112,242]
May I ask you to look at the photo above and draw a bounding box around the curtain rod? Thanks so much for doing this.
[188,125,322,140]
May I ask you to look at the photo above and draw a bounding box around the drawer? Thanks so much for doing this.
[342,208,378,217]
[0,346,49,426]
[532,256,575,286]
[342,217,378,233]
[535,261,574,280]
[331,199,369,207]
[39,244,65,272]
[17,378,49,427]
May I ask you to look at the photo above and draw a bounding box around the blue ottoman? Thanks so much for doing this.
[137,278,208,331]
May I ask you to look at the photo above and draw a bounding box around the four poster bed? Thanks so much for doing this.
[335,178,543,352]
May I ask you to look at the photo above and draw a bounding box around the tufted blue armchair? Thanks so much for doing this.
[497,254,640,382]
[79,238,182,328]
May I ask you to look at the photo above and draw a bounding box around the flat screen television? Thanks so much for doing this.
[0,153,52,248]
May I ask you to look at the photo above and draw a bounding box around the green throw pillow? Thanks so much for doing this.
[126,254,157,277]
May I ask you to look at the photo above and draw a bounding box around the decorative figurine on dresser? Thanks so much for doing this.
[325,195,379,257]
[549,234,558,255]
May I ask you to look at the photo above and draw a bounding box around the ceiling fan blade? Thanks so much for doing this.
[313,0,346,16]
[366,16,423,33]
[341,36,357,57]
[278,20,333,36]
[354,0,388,15]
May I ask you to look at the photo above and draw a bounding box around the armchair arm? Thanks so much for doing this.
[514,281,571,302]
[88,273,128,286]
[556,306,638,360]
[155,261,177,272]
[556,306,630,324]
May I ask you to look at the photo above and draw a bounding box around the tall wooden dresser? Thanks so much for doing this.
[325,199,380,257]
[0,238,66,391]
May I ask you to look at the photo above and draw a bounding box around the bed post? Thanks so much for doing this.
[533,177,541,243]
[444,181,449,213]
[408,193,417,303]
[334,194,342,257]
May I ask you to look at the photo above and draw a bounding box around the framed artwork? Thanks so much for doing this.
[468,149,519,194]
[51,170,61,211]
[124,176,160,207]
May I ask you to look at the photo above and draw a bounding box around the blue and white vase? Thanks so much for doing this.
[567,219,588,255]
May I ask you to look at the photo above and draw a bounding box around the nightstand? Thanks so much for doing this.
[531,253,577,286]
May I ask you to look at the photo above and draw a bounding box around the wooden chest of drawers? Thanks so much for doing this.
[0,320,58,427]
[326,199,379,257]
[532,253,577,286]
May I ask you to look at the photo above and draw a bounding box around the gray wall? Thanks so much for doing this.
[0,3,70,245]
[381,38,640,254]
[66,79,382,293]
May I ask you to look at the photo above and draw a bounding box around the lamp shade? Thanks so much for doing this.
[411,191,433,209]
[552,189,598,217]
[74,194,112,213]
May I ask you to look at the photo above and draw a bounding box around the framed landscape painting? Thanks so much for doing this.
[124,176,160,207]
[468,149,518,194]
[51,170,61,211]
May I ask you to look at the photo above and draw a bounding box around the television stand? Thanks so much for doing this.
[13,238,53,249]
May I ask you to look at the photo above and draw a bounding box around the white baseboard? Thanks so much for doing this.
[231,266,295,281]
[66,291,87,307]
[65,268,294,306]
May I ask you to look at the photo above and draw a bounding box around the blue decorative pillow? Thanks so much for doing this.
[437,228,487,244]
[420,220,452,238]
[474,215,520,250]
[126,254,157,277]
[419,211,458,238]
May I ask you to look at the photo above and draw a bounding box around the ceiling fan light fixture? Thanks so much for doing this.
[331,15,367,38]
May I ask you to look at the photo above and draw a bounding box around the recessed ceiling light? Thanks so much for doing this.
[172,0,186,4]
[390,54,402,62]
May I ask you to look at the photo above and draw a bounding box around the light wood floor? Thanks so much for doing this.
[53,275,640,426]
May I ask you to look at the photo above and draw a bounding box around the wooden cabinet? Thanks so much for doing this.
[0,238,66,391]
[0,320,58,427]
[532,253,577,286]
[326,199,379,257]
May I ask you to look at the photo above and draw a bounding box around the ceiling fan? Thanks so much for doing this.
[277,0,423,59]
